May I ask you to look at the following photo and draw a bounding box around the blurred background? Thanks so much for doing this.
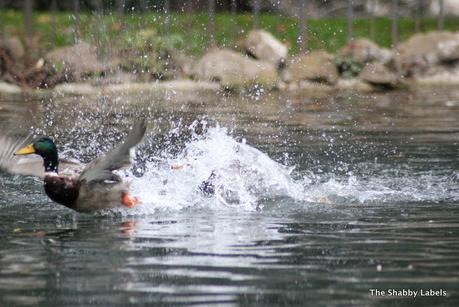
[1,1,459,90]
[1,0,458,55]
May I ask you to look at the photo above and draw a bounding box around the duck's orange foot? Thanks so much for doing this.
[122,192,141,208]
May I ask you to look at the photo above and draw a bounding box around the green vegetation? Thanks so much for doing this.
[334,57,363,79]
[1,9,459,56]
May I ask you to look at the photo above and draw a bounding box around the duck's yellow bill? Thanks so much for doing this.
[14,144,36,155]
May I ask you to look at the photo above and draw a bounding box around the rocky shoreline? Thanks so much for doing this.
[2,29,459,96]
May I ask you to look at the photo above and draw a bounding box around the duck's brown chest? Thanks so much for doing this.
[44,175,79,208]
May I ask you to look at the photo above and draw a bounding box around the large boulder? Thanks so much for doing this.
[394,31,459,77]
[359,62,399,89]
[0,37,45,88]
[337,38,392,65]
[45,42,109,81]
[437,34,459,62]
[0,37,25,81]
[244,30,288,68]
[192,48,278,89]
[283,50,338,85]
[415,61,459,84]
[0,37,25,61]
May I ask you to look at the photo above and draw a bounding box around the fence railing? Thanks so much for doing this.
[0,0,452,52]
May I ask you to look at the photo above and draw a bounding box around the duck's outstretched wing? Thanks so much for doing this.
[79,120,147,183]
[0,134,43,177]
[0,134,83,177]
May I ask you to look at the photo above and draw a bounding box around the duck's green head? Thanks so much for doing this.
[14,137,59,173]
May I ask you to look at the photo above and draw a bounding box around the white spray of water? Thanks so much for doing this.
[100,125,458,216]
[123,125,302,214]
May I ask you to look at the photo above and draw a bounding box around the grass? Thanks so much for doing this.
[1,8,459,57]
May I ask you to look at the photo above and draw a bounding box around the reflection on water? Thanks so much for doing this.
[0,88,458,306]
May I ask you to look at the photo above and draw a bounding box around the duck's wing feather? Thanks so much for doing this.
[0,134,44,177]
[58,158,85,177]
[79,120,147,183]
[0,134,84,177]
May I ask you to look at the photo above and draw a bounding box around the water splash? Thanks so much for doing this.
[102,123,458,216]
[123,124,300,214]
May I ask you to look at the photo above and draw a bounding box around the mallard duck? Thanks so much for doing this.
[0,134,84,177]
[0,121,146,213]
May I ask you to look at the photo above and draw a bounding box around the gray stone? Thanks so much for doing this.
[284,51,339,85]
[394,31,458,77]
[336,78,374,92]
[0,37,25,60]
[337,38,392,65]
[359,62,399,89]
[244,30,288,68]
[192,48,278,89]
[437,33,459,62]
[45,42,109,81]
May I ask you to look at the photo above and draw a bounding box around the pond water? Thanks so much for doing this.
[0,88,458,306]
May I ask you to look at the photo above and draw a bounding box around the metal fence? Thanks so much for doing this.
[1,0,451,50]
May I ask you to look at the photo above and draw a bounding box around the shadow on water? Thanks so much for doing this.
[0,88,458,306]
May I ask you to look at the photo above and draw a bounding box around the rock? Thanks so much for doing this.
[0,81,22,94]
[0,37,46,89]
[415,70,459,86]
[336,78,374,92]
[192,48,278,89]
[338,38,393,65]
[394,31,458,77]
[437,34,459,62]
[413,61,459,85]
[284,51,339,85]
[359,62,399,89]
[244,30,288,68]
[172,52,196,78]
[45,42,108,81]
[0,37,25,60]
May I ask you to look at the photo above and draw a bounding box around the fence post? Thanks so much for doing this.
[347,0,353,42]
[208,0,215,47]
[72,0,80,44]
[24,0,33,49]
[186,0,193,34]
[163,0,170,34]
[275,1,282,36]
[369,0,376,40]
[139,0,147,12]
[391,0,398,47]
[138,0,147,26]
[117,0,125,31]
[51,0,57,45]
[415,0,421,32]
[298,0,307,52]
[231,0,237,45]
[253,0,260,29]
[0,0,4,39]
[438,0,445,30]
